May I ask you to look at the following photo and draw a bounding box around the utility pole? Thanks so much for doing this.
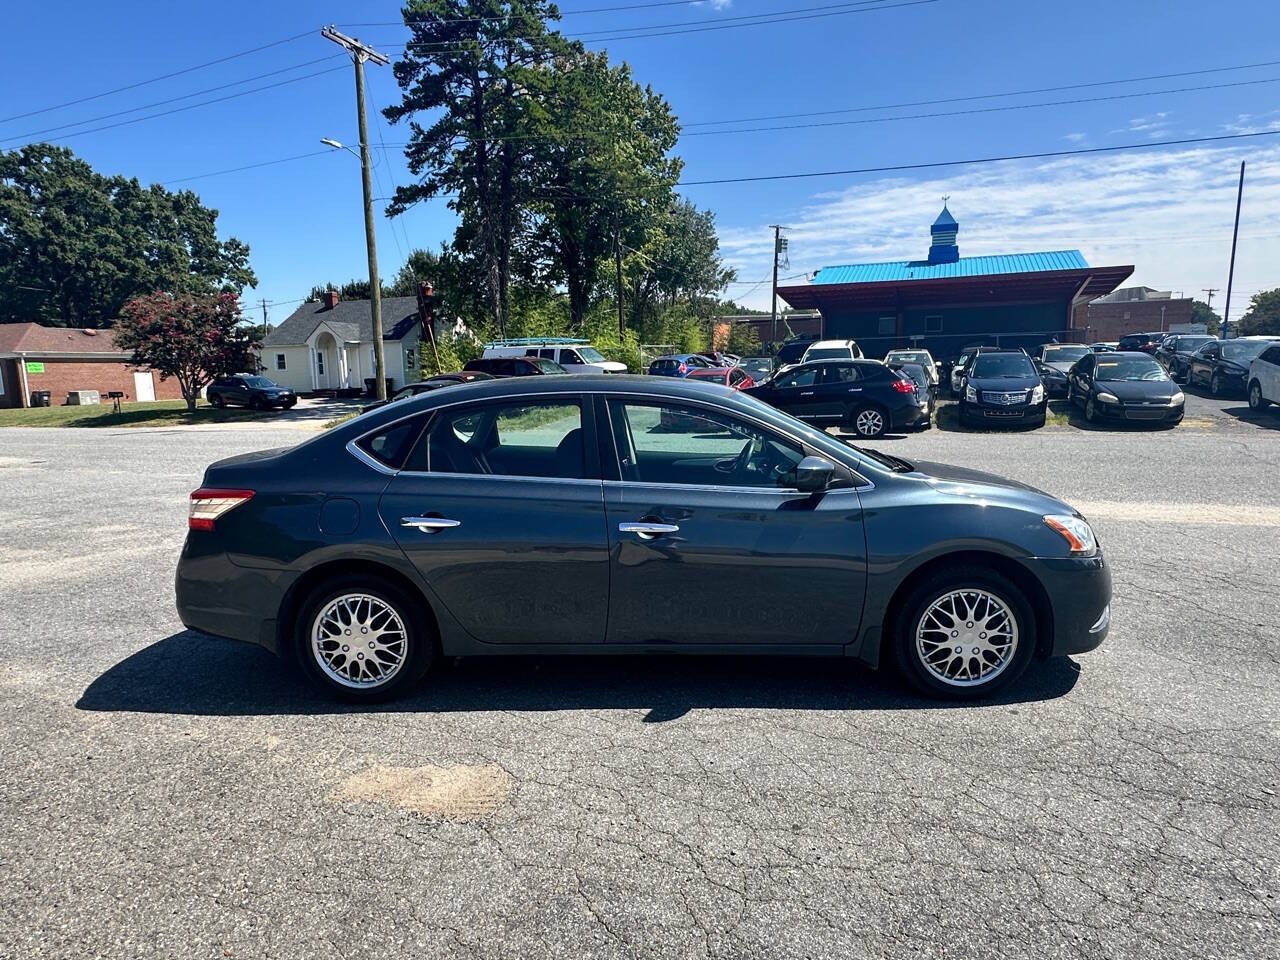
[1221,161,1246,342]
[259,298,269,373]
[615,228,625,339]
[1201,288,1218,312]
[322,25,390,400]
[769,225,781,350]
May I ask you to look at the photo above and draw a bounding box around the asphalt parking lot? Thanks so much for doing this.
[2,400,1278,959]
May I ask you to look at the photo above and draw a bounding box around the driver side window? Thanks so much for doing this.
[607,400,805,489]
[776,367,817,389]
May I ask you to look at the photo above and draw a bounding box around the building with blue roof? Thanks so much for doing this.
[776,204,1133,359]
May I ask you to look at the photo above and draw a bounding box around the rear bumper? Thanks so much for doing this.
[1027,552,1112,657]
[175,539,289,655]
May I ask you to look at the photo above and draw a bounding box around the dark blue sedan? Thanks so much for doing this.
[648,354,713,377]
[177,376,1110,702]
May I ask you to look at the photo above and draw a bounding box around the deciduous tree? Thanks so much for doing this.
[1238,288,1280,337]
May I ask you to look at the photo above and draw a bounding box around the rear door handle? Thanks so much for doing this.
[799,391,815,396]
[619,521,679,539]
[401,516,461,533]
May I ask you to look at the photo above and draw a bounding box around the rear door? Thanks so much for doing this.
[376,395,609,645]
[599,396,867,647]
[813,362,865,420]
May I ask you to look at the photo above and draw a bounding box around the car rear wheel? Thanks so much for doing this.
[295,577,434,702]
[849,404,887,438]
[1249,381,1268,410]
[892,570,1036,699]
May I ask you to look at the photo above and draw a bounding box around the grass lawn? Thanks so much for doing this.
[0,399,274,428]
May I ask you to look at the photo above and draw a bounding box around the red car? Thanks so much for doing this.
[660,367,755,430]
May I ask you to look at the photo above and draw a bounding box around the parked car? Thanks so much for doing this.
[1067,351,1184,425]
[685,366,755,389]
[206,374,297,410]
[483,339,627,374]
[800,339,863,364]
[361,372,494,413]
[1154,334,1216,382]
[1089,342,1117,353]
[884,349,940,384]
[958,350,1047,429]
[1186,338,1280,396]
[177,374,1110,702]
[773,338,817,372]
[463,356,568,378]
[949,345,1000,398]
[739,357,774,382]
[886,361,936,422]
[1247,342,1280,411]
[701,351,741,367]
[648,354,714,377]
[1116,332,1165,354]
[1032,344,1092,398]
[744,359,927,438]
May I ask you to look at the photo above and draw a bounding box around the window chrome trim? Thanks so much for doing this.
[603,479,865,496]
[345,437,397,476]
[396,470,602,487]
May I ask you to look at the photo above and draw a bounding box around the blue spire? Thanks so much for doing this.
[928,200,959,264]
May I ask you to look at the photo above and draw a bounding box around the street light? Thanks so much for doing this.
[321,136,386,400]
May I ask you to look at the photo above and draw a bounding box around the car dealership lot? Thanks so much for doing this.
[1,418,1277,959]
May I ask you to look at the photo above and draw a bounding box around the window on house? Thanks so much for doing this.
[275,354,286,370]
[405,349,416,373]
[316,351,325,375]
[877,316,895,336]
[925,314,943,333]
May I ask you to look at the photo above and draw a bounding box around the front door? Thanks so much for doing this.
[377,396,609,645]
[132,371,155,402]
[760,364,824,420]
[600,397,867,646]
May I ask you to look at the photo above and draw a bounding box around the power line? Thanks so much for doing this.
[162,150,337,186]
[0,30,313,125]
[345,0,784,26]
[1,55,347,144]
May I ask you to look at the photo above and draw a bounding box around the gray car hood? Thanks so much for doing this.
[907,459,1072,513]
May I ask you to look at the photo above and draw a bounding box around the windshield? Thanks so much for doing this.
[1177,337,1213,353]
[1221,340,1271,361]
[804,347,851,361]
[578,346,607,363]
[1096,357,1168,381]
[1041,345,1089,363]
[971,354,1035,378]
[887,351,930,364]
[243,376,277,388]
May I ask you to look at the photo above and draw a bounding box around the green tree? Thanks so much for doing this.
[385,0,572,337]
[0,144,256,327]
[625,200,735,329]
[115,292,259,411]
[727,322,761,357]
[1238,289,1280,336]
[1191,299,1222,336]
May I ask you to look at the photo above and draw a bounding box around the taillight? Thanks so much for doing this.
[891,379,916,394]
[189,488,254,531]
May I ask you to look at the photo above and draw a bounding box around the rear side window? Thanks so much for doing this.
[356,416,428,470]
[422,400,585,479]
[1260,346,1280,364]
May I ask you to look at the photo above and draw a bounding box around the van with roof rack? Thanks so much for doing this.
[481,337,627,374]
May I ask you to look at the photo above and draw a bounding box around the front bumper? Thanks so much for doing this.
[1028,552,1112,657]
[960,399,1048,424]
[1092,399,1183,423]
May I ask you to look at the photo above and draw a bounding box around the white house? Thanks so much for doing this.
[261,291,425,394]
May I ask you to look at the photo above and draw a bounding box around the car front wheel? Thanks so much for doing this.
[892,570,1036,699]
[209,394,225,408]
[1210,373,1223,397]
[296,577,434,702]
[1249,381,1269,410]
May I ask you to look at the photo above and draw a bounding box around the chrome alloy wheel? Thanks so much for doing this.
[915,588,1019,687]
[855,408,884,436]
[311,594,408,689]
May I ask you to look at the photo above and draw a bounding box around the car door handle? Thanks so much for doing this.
[401,516,461,533]
[618,521,679,539]
[799,391,815,396]
[847,386,862,391]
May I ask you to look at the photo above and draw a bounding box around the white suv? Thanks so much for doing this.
[1247,342,1280,411]
[799,339,863,364]
[482,340,627,374]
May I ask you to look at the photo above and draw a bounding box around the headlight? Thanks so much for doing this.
[1031,384,1044,403]
[1170,391,1185,405]
[1096,391,1119,403]
[1043,514,1097,556]
[965,384,977,402]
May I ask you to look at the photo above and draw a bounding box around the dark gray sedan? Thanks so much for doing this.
[177,376,1110,701]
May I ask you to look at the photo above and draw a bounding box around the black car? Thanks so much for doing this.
[773,338,817,371]
[957,350,1047,428]
[744,359,929,438]
[1032,344,1092,398]
[1154,334,1216,383]
[463,356,568,377]
[361,372,495,413]
[948,344,1000,397]
[886,361,936,421]
[1067,351,1184,426]
[177,374,1110,702]
[1185,339,1278,396]
[1116,332,1165,354]
[206,374,297,410]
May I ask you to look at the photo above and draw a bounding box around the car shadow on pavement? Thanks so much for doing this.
[1220,403,1280,429]
[76,630,1081,722]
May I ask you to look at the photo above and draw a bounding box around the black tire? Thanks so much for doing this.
[249,395,265,411]
[891,569,1037,700]
[209,393,225,409]
[847,403,888,438]
[1085,395,1099,424]
[1210,372,1223,397]
[1249,380,1269,410]
[294,576,434,702]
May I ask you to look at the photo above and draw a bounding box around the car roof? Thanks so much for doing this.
[806,339,855,348]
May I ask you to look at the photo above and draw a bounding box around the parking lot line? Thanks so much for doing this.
[1073,501,1280,526]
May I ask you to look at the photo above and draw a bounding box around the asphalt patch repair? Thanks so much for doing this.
[333,763,514,820]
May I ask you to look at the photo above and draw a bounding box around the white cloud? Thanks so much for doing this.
[1063,132,1087,143]
[692,0,733,8]
[715,142,1280,310]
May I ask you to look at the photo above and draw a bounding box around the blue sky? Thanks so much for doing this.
[3,0,1280,324]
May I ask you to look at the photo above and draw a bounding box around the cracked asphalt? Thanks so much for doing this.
[1,399,1277,959]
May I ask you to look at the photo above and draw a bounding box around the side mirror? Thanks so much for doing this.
[793,455,835,492]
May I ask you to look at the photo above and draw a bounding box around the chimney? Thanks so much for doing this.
[322,289,340,310]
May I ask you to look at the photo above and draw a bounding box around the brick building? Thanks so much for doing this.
[712,312,822,351]
[0,323,181,409]
[1084,286,1196,342]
